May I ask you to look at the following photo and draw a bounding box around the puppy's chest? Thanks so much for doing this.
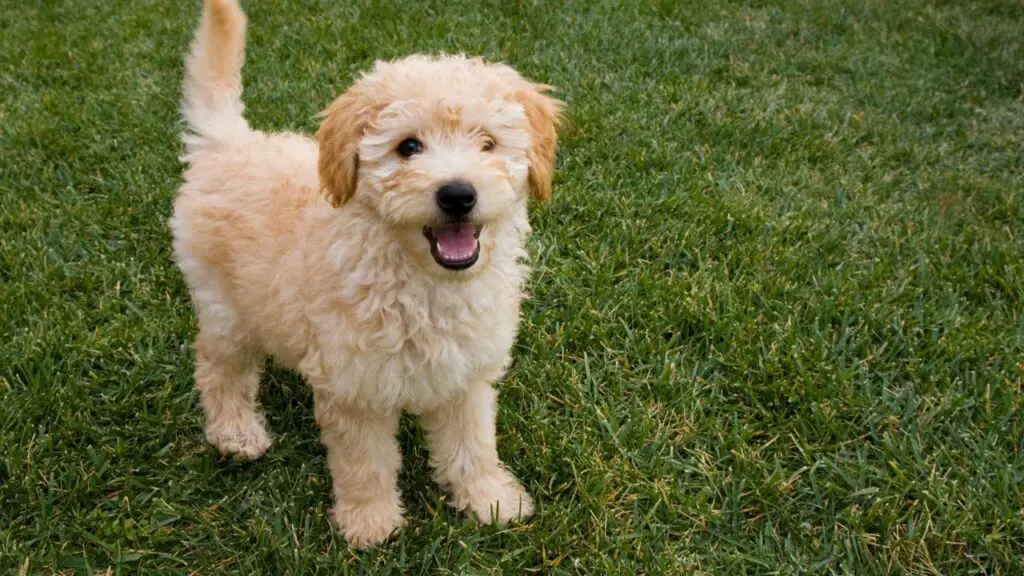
[327,283,521,411]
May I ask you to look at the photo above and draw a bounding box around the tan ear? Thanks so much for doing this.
[517,84,563,202]
[316,88,370,208]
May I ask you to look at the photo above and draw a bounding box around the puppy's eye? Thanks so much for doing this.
[397,137,424,158]
[481,136,496,152]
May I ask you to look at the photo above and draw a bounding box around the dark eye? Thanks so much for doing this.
[481,136,495,152]
[397,137,423,157]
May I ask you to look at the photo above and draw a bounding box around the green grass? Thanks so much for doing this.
[2,0,1023,573]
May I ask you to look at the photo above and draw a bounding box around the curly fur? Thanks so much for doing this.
[169,0,561,547]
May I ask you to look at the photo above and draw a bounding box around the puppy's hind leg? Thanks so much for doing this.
[192,302,272,460]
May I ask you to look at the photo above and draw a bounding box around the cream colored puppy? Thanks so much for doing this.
[170,0,561,548]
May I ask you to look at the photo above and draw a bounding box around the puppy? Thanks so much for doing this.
[170,0,561,547]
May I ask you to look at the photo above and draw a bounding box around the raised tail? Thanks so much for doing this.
[181,0,250,155]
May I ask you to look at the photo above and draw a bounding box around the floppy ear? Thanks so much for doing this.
[316,88,371,208]
[516,84,563,202]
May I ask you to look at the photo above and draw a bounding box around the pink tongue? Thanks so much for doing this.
[433,223,478,261]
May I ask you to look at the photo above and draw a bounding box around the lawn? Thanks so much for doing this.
[2,0,1023,573]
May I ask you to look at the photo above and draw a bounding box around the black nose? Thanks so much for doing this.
[435,181,477,216]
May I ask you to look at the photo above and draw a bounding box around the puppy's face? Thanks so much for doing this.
[317,56,561,275]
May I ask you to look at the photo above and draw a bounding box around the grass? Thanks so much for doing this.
[2,0,1023,573]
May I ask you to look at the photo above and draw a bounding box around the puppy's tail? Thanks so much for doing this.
[181,0,251,155]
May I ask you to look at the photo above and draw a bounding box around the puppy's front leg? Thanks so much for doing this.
[313,391,405,548]
[420,381,533,524]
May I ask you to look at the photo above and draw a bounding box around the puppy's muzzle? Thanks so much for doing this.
[425,181,481,271]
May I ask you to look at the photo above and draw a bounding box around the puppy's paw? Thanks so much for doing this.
[205,413,272,460]
[333,500,406,548]
[458,470,534,525]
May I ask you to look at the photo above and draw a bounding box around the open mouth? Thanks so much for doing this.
[423,222,481,270]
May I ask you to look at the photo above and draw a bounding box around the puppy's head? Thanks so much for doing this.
[317,55,562,275]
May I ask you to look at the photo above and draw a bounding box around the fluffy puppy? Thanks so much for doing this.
[170,0,561,548]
